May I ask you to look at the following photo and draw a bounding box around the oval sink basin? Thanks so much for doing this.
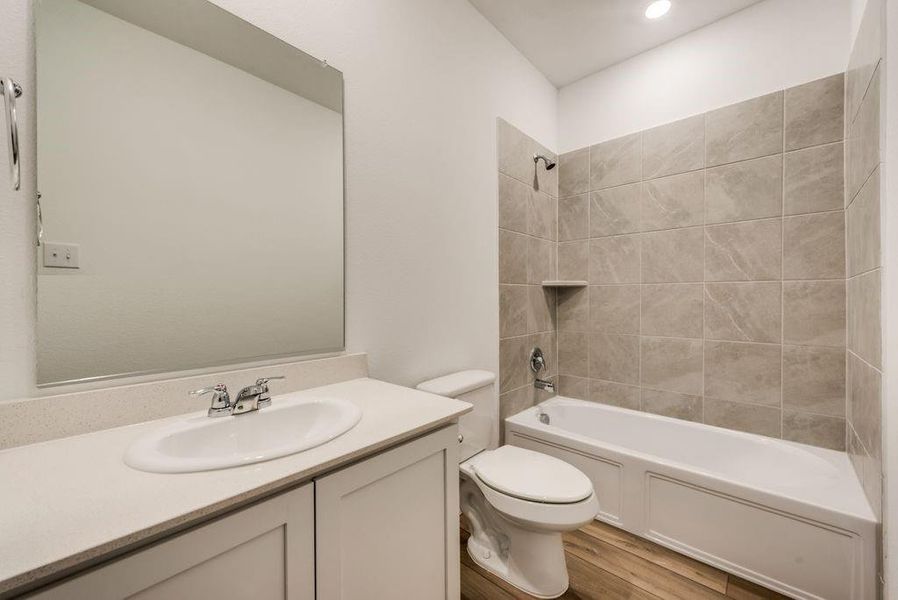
[124,396,362,473]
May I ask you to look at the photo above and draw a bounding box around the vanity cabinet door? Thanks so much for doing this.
[315,425,460,600]
[29,484,314,600]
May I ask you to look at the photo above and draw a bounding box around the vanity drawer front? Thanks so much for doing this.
[315,425,460,600]
[28,484,314,600]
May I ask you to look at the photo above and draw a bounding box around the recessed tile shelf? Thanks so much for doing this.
[541,280,588,288]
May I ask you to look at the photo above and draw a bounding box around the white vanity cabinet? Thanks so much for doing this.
[315,424,459,600]
[27,425,458,600]
[30,484,316,600]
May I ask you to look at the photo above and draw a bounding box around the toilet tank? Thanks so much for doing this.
[417,370,496,462]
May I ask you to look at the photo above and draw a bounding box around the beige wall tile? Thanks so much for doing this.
[704,341,781,405]
[848,424,882,519]
[559,194,589,241]
[784,73,844,151]
[641,171,704,231]
[782,410,846,450]
[642,115,705,179]
[705,219,782,281]
[589,285,640,334]
[642,388,702,422]
[498,118,557,197]
[559,148,589,198]
[588,333,640,384]
[558,331,589,377]
[783,345,846,416]
[704,398,782,437]
[590,235,641,284]
[498,174,528,234]
[534,143,558,198]
[558,375,589,399]
[527,285,555,334]
[782,281,845,347]
[500,284,529,338]
[641,337,703,395]
[589,184,641,237]
[558,240,589,281]
[556,287,589,331]
[499,386,535,424]
[705,155,783,225]
[784,143,844,215]
[499,336,528,394]
[847,166,881,276]
[783,212,845,280]
[499,229,527,284]
[557,287,588,332]
[528,189,557,241]
[527,236,556,284]
[705,92,784,167]
[642,227,704,283]
[641,283,703,339]
[846,67,880,203]
[590,133,642,190]
[848,269,882,368]
[588,379,641,410]
[704,282,782,343]
[848,351,882,461]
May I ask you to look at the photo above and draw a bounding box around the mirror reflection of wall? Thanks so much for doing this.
[35,0,344,385]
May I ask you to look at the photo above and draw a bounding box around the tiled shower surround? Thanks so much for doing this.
[497,119,559,422]
[553,75,849,450]
[844,0,884,518]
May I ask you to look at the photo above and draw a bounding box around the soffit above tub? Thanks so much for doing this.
[467,0,765,87]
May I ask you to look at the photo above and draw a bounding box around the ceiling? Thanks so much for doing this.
[468,0,766,87]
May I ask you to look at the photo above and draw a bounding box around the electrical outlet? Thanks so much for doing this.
[43,242,80,269]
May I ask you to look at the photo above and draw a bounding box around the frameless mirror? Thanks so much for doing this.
[35,0,344,385]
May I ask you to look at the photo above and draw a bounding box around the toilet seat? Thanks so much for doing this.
[460,446,599,531]
[471,446,593,504]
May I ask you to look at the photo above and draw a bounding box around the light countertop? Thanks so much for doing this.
[0,378,471,597]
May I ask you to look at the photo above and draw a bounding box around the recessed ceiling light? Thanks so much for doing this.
[645,0,672,19]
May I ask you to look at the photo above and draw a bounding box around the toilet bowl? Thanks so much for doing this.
[417,371,599,599]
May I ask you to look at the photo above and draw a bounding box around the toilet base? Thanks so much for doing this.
[465,530,569,599]
[461,476,572,599]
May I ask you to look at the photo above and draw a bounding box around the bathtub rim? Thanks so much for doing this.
[505,396,877,526]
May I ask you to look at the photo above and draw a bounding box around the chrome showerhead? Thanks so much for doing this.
[534,154,556,170]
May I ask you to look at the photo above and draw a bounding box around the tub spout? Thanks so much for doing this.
[534,378,555,393]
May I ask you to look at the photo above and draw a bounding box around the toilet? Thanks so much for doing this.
[417,370,598,599]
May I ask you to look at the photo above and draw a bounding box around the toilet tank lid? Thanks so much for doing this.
[417,370,495,397]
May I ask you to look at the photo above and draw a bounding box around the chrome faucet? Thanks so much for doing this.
[232,376,286,415]
[529,347,556,394]
[189,384,232,417]
[534,378,556,393]
[189,376,285,417]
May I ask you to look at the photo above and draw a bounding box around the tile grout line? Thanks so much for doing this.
[781,90,787,440]
[701,114,707,425]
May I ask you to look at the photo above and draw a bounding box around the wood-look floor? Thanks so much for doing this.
[460,520,791,600]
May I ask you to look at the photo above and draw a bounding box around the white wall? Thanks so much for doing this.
[557,0,852,152]
[0,0,557,399]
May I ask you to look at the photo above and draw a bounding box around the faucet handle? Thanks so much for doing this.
[189,383,231,417]
[255,376,285,408]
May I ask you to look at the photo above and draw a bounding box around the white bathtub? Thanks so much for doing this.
[505,397,877,600]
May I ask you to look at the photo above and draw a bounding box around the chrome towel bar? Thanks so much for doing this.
[1,77,22,191]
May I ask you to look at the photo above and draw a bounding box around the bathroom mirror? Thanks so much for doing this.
[35,0,344,385]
